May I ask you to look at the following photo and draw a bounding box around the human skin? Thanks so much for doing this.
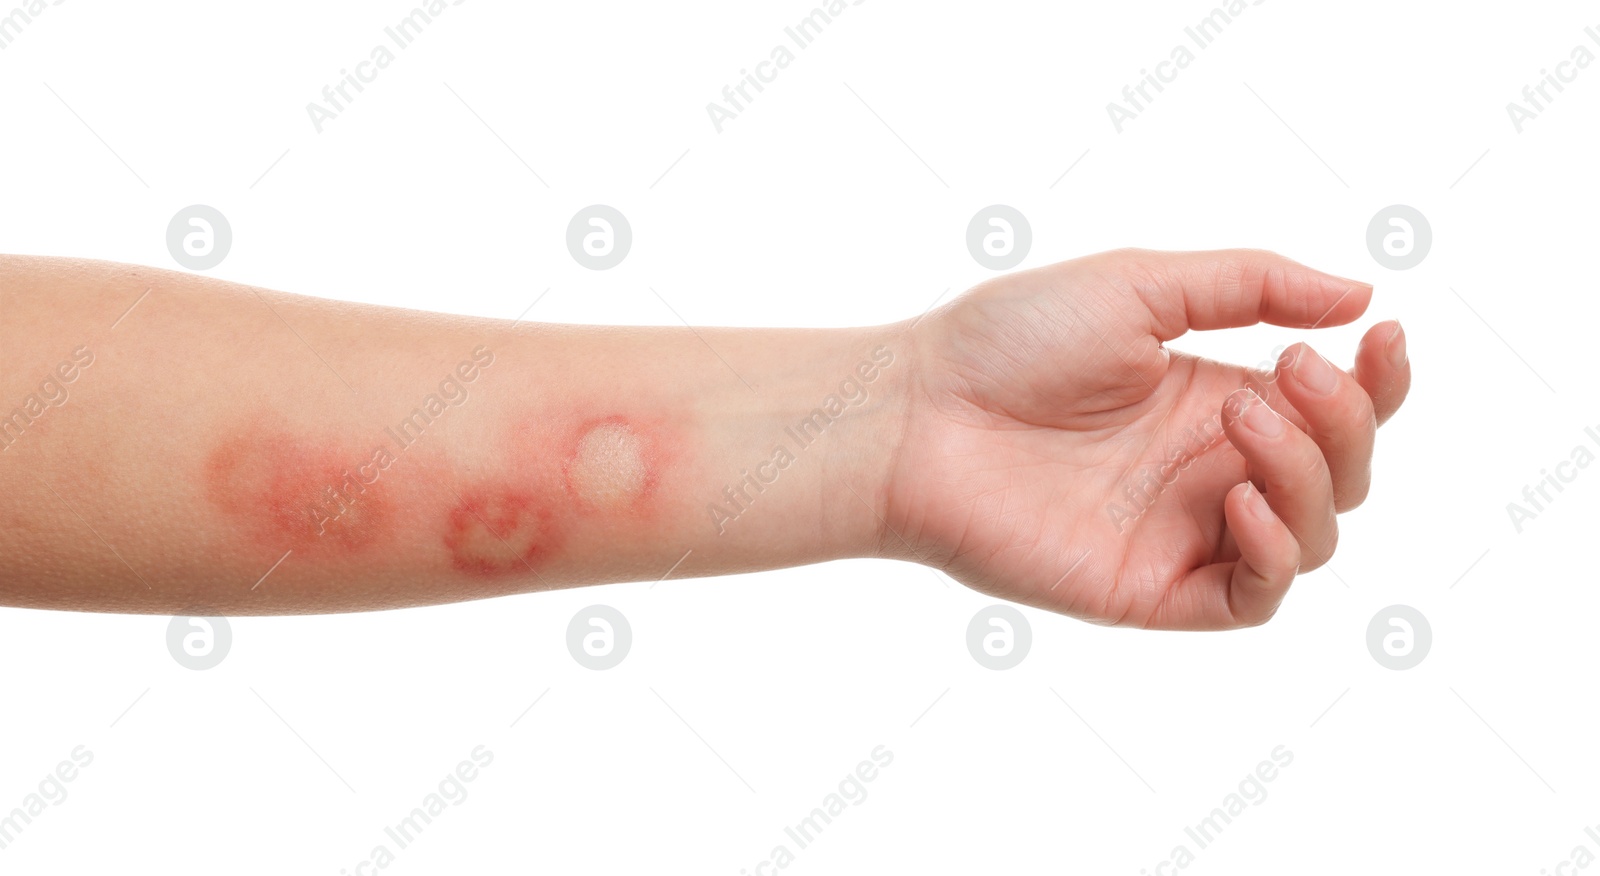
[0,249,1408,628]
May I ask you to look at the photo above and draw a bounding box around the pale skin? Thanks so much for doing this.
[0,249,1409,629]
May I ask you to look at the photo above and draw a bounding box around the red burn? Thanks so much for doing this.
[541,413,676,519]
[443,487,564,576]
[559,416,650,512]
[203,426,396,553]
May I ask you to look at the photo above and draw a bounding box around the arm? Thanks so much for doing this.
[0,248,1410,628]
[0,255,906,614]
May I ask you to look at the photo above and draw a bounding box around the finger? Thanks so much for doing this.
[1222,481,1300,626]
[1221,387,1338,571]
[1352,320,1411,426]
[1096,248,1373,341]
[1271,342,1377,511]
[1146,483,1298,630]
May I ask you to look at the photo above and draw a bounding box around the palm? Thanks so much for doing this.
[894,348,1263,627]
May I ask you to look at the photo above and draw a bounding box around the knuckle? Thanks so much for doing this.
[1336,475,1372,512]
[1240,606,1278,628]
[1292,445,1330,486]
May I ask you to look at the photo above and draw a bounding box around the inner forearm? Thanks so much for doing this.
[0,256,907,614]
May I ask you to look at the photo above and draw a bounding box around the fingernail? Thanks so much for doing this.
[1386,322,1407,370]
[1290,344,1337,395]
[1244,482,1274,523]
[1232,389,1284,438]
[1324,282,1376,306]
[1332,278,1375,298]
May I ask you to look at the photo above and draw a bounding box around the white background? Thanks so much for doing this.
[2,0,1597,872]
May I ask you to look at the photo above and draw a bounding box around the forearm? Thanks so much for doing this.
[0,256,909,614]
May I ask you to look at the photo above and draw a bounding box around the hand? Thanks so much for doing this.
[886,249,1411,630]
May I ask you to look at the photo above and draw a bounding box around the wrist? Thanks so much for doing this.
[670,325,909,570]
[813,326,915,561]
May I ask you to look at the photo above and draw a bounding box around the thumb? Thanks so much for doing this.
[1091,248,1374,342]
